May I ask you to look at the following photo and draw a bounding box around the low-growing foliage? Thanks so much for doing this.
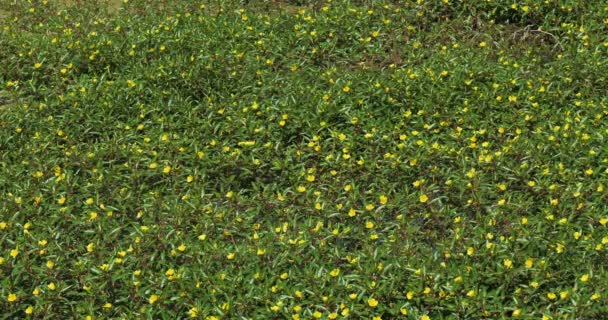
[1,0,608,319]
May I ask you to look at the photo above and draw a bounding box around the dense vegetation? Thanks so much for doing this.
[1,0,608,319]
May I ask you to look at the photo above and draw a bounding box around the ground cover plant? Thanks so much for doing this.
[1,0,608,319]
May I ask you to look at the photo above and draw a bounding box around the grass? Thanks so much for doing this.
[1,0,608,319]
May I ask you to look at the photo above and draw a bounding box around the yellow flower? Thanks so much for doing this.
[163,166,171,174]
[10,249,19,258]
[48,282,56,290]
[503,259,513,269]
[419,194,428,203]
[7,293,17,302]
[25,306,33,314]
[547,292,556,300]
[46,260,55,269]
[580,274,590,282]
[348,208,357,217]
[367,297,378,307]
[420,316,431,320]
[34,62,42,69]
[379,195,388,204]
[329,268,340,277]
[149,294,159,304]
[188,307,199,318]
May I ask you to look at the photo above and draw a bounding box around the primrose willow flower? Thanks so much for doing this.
[7,293,17,302]
[188,307,199,318]
[367,297,378,307]
[379,195,388,204]
[348,208,357,217]
[149,294,159,304]
[419,194,429,203]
